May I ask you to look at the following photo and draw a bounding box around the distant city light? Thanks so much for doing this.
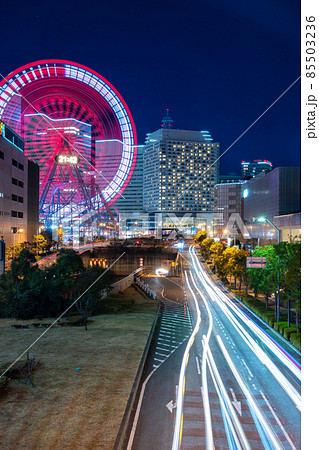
[156,268,169,276]
[242,188,249,198]
[174,242,185,250]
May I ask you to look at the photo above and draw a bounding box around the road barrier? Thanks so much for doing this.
[135,277,156,300]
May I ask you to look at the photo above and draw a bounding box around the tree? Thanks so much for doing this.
[247,245,277,307]
[0,249,53,319]
[75,291,96,330]
[209,242,224,276]
[272,242,295,322]
[281,243,301,329]
[57,227,64,249]
[227,248,249,290]
[33,234,49,255]
[201,238,214,260]
[48,249,84,308]
[194,230,207,244]
[17,352,39,387]
[7,241,34,260]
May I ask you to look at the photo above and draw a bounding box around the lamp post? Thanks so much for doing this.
[12,227,23,259]
[257,216,281,321]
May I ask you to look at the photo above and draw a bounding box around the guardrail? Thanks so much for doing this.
[135,277,156,300]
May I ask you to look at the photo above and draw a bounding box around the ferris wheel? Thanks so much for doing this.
[0,60,137,227]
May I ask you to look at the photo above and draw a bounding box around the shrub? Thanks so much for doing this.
[290,333,301,350]
[274,321,288,333]
[267,315,276,327]
[284,326,297,340]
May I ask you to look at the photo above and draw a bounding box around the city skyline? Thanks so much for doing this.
[0,0,300,174]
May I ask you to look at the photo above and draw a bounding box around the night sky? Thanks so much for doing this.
[1,0,300,174]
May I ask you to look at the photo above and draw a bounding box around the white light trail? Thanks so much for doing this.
[216,335,283,450]
[190,246,301,381]
[189,246,301,409]
[172,270,201,450]
[189,271,213,449]
[189,248,249,449]
[204,338,250,450]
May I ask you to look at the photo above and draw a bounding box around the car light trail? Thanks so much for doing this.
[216,335,283,450]
[204,338,250,450]
[190,255,252,449]
[190,246,301,380]
[189,246,301,409]
[189,271,213,449]
[189,250,250,449]
[172,270,201,450]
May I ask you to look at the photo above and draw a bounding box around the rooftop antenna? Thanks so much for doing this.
[161,108,174,128]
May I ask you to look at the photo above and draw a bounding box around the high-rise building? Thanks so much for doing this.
[242,167,300,221]
[114,145,144,215]
[214,182,244,236]
[0,121,39,248]
[242,167,301,243]
[143,125,219,213]
[241,160,272,178]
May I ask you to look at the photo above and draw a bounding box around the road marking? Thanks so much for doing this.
[195,356,201,375]
[230,388,242,416]
[166,400,176,413]
[155,351,169,357]
[157,342,171,348]
[241,359,254,378]
[259,390,297,450]
[156,346,171,352]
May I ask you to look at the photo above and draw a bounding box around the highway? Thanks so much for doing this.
[126,245,301,450]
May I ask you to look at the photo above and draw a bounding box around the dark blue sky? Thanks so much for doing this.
[1,0,300,174]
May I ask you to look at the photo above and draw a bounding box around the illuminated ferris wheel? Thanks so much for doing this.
[0,60,137,229]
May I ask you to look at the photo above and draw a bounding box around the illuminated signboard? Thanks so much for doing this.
[54,155,80,165]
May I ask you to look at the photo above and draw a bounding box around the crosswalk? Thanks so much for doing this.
[150,299,193,370]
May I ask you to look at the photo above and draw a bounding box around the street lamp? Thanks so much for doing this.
[256,217,280,244]
[12,227,23,259]
[257,216,281,321]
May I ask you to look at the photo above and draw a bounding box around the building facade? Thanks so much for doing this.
[218,172,242,183]
[114,145,144,215]
[241,159,272,178]
[143,128,219,213]
[214,182,244,238]
[242,167,301,244]
[0,121,39,248]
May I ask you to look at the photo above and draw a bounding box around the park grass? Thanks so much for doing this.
[0,286,157,449]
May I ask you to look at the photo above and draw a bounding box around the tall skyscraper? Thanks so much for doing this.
[143,120,219,213]
[241,160,272,178]
[114,145,144,214]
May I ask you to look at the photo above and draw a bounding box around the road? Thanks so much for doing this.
[126,246,301,450]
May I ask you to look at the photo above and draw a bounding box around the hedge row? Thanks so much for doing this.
[231,289,301,351]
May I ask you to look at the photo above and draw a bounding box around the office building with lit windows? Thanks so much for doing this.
[241,159,272,179]
[143,128,219,213]
[0,121,39,248]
